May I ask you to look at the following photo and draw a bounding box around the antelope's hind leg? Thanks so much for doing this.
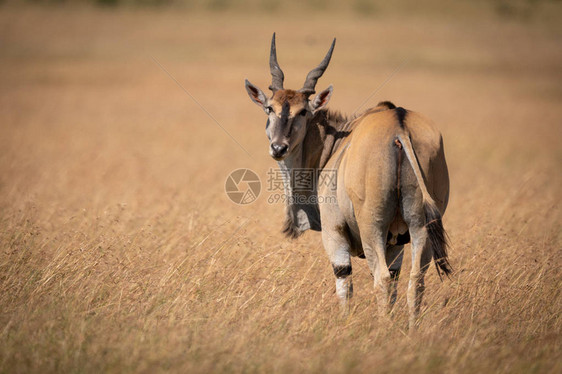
[321,225,353,313]
[406,225,432,329]
[358,224,393,315]
[385,244,404,307]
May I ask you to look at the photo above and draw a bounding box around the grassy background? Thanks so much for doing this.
[1,1,561,373]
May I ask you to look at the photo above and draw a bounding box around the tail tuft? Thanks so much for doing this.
[424,202,452,279]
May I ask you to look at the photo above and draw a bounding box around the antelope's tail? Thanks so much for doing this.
[397,133,452,278]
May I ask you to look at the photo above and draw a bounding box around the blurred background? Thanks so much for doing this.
[0,0,561,373]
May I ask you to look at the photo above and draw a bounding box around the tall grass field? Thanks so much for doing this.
[0,2,561,372]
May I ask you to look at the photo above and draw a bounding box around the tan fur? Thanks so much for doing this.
[316,107,449,326]
[271,90,307,115]
[245,40,450,328]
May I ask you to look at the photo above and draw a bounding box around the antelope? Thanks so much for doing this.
[245,34,451,328]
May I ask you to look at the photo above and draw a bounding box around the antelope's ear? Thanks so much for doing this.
[245,79,268,108]
[310,85,333,113]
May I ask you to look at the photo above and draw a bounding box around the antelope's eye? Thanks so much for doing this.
[298,109,307,117]
[265,106,273,115]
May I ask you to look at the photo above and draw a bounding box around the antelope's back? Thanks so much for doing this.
[336,107,450,214]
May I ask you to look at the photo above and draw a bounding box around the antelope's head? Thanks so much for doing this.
[245,33,335,161]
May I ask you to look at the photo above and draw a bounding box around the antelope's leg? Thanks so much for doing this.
[407,227,432,330]
[385,244,404,307]
[321,227,353,312]
[358,225,392,315]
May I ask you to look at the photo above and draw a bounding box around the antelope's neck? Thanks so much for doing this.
[277,109,349,237]
[276,142,321,236]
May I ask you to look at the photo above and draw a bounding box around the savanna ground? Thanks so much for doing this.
[1,1,561,373]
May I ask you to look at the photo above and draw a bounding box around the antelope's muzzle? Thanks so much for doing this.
[270,142,288,160]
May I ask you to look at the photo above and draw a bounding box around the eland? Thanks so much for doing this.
[245,34,452,328]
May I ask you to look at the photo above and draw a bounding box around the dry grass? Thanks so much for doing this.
[1,2,561,373]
